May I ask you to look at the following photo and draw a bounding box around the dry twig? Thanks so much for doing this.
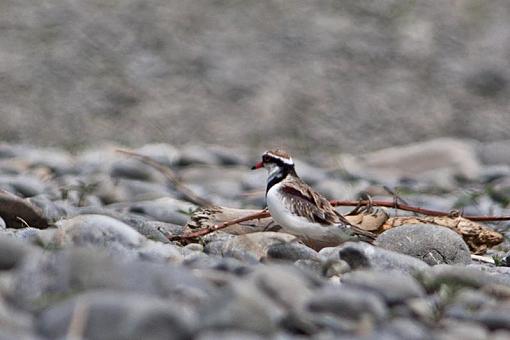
[173,199,510,241]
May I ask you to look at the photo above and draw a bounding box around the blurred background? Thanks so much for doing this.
[1,0,509,155]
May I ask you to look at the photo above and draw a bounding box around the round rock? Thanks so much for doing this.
[375,224,471,265]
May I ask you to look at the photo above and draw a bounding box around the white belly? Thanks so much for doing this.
[266,185,331,239]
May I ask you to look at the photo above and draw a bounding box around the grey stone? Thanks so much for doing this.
[137,240,183,263]
[336,242,429,274]
[110,159,164,182]
[340,138,481,187]
[265,242,320,262]
[436,319,489,340]
[39,214,146,250]
[28,195,77,222]
[419,264,510,290]
[220,232,300,261]
[126,197,196,225]
[0,175,46,198]
[37,291,193,340]
[200,264,314,335]
[178,146,221,166]
[377,318,430,340]
[10,248,214,311]
[0,236,31,270]
[307,285,388,321]
[375,224,472,265]
[341,270,425,304]
[196,330,265,340]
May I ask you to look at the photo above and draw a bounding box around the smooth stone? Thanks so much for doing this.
[341,270,425,304]
[183,243,204,254]
[74,209,171,243]
[0,236,31,270]
[0,175,46,197]
[375,224,472,265]
[126,197,196,225]
[23,148,75,175]
[0,297,35,339]
[335,242,429,274]
[183,255,251,276]
[265,242,320,262]
[437,319,489,340]
[307,285,388,321]
[37,291,193,340]
[49,214,146,249]
[220,232,300,261]
[115,178,175,200]
[196,330,265,340]
[377,318,429,340]
[11,248,214,311]
[420,265,510,290]
[110,159,164,182]
[200,265,314,335]
[294,259,324,276]
[138,240,183,263]
[340,138,481,186]
[28,195,77,222]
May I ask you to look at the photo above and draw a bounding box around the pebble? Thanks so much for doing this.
[37,291,194,340]
[375,224,472,265]
[0,141,509,339]
[335,242,429,274]
[341,270,425,304]
[307,285,388,321]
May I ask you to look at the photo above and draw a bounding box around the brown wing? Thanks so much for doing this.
[279,178,342,225]
[280,178,376,242]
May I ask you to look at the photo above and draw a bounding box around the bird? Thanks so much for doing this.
[252,149,376,249]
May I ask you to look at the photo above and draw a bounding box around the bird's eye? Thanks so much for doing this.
[262,155,269,162]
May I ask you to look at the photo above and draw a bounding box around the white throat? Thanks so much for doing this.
[266,164,282,184]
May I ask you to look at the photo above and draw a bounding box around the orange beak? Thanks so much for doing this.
[251,161,263,170]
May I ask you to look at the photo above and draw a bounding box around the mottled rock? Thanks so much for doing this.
[0,175,46,198]
[200,265,314,335]
[335,242,429,274]
[37,291,193,340]
[341,270,425,304]
[0,236,32,270]
[11,248,213,311]
[377,318,429,340]
[341,138,481,187]
[265,242,320,262]
[419,264,510,290]
[437,319,489,340]
[138,240,183,263]
[110,158,164,182]
[307,285,388,321]
[375,224,471,265]
[127,198,196,225]
[39,214,146,250]
[221,232,300,261]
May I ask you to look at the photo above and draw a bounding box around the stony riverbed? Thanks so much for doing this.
[1,139,510,340]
